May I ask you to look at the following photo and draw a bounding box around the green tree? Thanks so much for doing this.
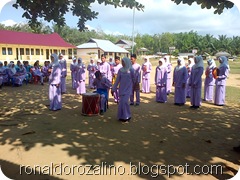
[13,0,144,31]
[160,32,175,53]
[171,0,234,14]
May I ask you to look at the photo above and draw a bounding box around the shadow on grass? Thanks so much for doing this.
[0,82,239,180]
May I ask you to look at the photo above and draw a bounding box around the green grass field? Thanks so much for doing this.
[227,61,240,74]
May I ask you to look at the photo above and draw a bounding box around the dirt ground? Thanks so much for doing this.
[0,63,240,180]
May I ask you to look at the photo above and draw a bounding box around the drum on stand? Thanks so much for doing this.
[82,93,100,116]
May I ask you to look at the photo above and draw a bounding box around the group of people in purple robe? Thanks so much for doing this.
[170,55,230,109]
[0,59,52,88]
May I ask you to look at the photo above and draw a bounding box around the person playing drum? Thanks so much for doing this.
[93,71,112,115]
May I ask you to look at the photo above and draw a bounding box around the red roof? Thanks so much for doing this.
[0,29,76,48]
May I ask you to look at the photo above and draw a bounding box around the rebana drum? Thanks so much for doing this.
[82,93,100,116]
[212,67,219,79]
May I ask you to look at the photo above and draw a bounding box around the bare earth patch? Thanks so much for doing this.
[0,66,239,180]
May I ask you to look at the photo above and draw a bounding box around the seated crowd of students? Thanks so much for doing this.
[0,60,51,88]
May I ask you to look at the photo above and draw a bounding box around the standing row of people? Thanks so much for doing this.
[168,55,230,109]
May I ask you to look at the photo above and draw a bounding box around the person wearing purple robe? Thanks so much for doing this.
[76,58,86,95]
[164,56,172,95]
[141,57,152,93]
[112,56,122,103]
[87,58,98,89]
[111,57,135,122]
[173,57,188,106]
[70,57,78,89]
[155,58,167,103]
[7,62,20,86]
[49,54,62,111]
[3,61,8,69]
[23,61,33,83]
[214,56,230,106]
[58,53,67,94]
[16,63,27,85]
[93,71,112,115]
[204,59,216,102]
[99,54,112,82]
[0,61,8,85]
[108,57,115,74]
[186,58,195,98]
[0,62,3,88]
[0,76,2,88]
[189,56,204,109]
[41,61,51,82]
[130,54,141,106]
[32,61,44,85]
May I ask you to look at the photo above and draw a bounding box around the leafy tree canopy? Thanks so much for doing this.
[13,0,144,31]
[171,0,234,14]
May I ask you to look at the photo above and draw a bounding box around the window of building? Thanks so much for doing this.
[41,49,44,55]
[53,49,58,54]
[20,48,24,55]
[68,49,73,59]
[31,48,34,55]
[36,49,40,55]
[7,48,13,55]
[26,48,30,55]
[61,50,66,55]
[74,49,77,55]
[109,52,113,56]
[2,47,6,55]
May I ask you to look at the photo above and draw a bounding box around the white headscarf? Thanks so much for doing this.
[8,63,16,74]
[218,56,230,70]
[175,57,185,71]
[164,56,170,64]
[192,56,204,69]
[51,53,59,67]
[207,59,216,69]
[143,57,150,63]
[71,57,77,65]
[120,57,132,72]
[58,53,65,63]
[19,63,24,71]
[158,58,165,69]
[188,58,195,68]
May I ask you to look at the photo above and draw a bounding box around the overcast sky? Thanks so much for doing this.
[0,0,240,38]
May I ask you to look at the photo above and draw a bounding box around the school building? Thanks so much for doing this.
[0,29,76,63]
[76,38,130,61]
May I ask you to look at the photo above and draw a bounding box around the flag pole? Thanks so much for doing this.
[131,4,135,54]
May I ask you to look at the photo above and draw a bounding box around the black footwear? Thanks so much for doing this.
[41,83,44,85]
[233,145,240,152]
[190,106,195,108]
[130,103,134,105]
[135,103,139,106]
[100,110,104,115]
